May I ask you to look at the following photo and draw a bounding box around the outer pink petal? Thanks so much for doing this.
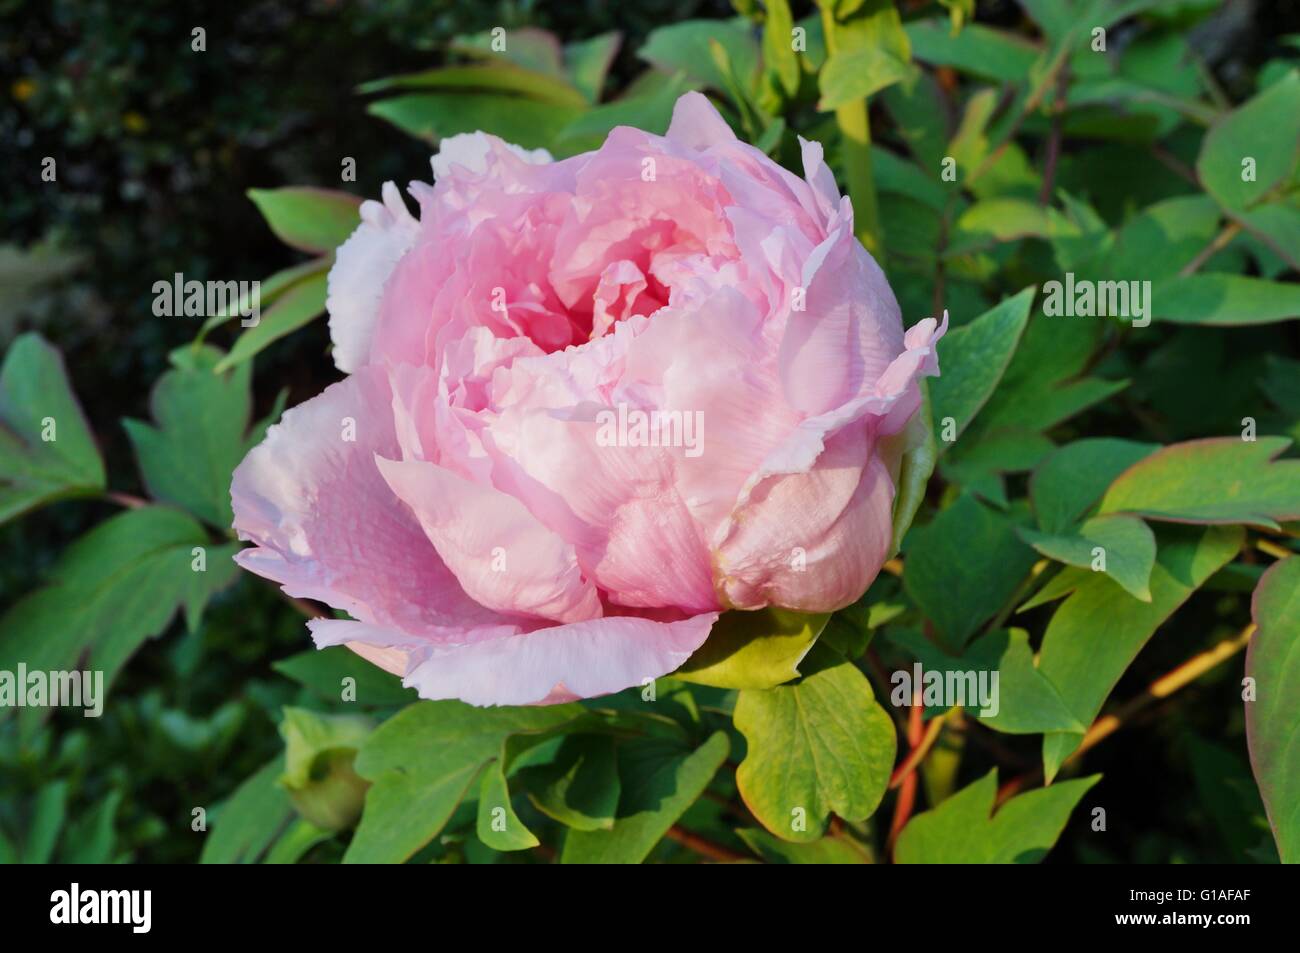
[230,366,495,633]
[309,611,718,707]
[665,91,739,150]
[375,455,602,624]
[778,216,904,416]
[715,428,894,612]
[326,183,420,374]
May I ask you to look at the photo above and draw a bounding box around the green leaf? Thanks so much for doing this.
[368,93,583,151]
[929,287,1034,452]
[200,757,294,864]
[0,506,235,705]
[58,789,121,864]
[1037,525,1244,780]
[346,701,586,863]
[359,63,587,107]
[1091,195,1220,283]
[451,27,566,79]
[122,344,253,527]
[880,71,951,170]
[904,18,1039,84]
[1152,273,1300,326]
[674,608,829,689]
[763,0,801,97]
[23,780,68,864]
[0,333,105,524]
[873,148,947,211]
[1099,437,1300,529]
[1018,514,1157,601]
[263,818,332,865]
[942,428,1055,489]
[640,20,760,96]
[960,313,1126,442]
[736,827,869,863]
[889,627,1086,734]
[1245,556,1300,863]
[818,44,913,111]
[1030,438,1158,533]
[1196,70,1300,214]
[272,645,416,707]
[476,760,539,851]
[883,379,937,556]
[212,270,328,372]
[565,32,622,103]
[520,734,620,832]
[247,187,361,255]
[904,493,1038,648]
[560,732,729,863]
[735,643,895,842]
[947,199,1079,256]
[197,257,329,338]
[895,770,1099,863]
[1235,201,1300,271]
[556,73,692,148]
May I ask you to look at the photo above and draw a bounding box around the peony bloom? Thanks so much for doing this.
[231,92,944,706]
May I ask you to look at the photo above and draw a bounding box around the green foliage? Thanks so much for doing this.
[122,346,258,528]
[1036,526,1243,780]
[1245,557,1300,863]
[928,287,1034,448]
[3,1,1297,866]
[345,701,588,863]
[0,506,239,706]
[895,771,1100,863]
[560,733,729,863]
[904,493,1038,649]
[675,608,829,689]
[1099,437,1300,528]
[246,188,362,256]
[0,333,104,524]
[735,644,895,843]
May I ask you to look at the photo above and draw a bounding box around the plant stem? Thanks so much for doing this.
[1256,537,1296,560]
[887,689,925,856]
[889,713,945,790]
[1179,220,1243,277]
[105,491,148,509]
[665,825,747,862]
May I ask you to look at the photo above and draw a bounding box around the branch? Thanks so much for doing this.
[1179,220,1243,278]
[664,825,747,863]
[105,491,148,509]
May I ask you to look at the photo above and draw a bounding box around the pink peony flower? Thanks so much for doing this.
[231,93,945,706]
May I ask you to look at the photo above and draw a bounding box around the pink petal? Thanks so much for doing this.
[310,611,719,706]
[230,366,495,633]
[375,455,602,624]
[326,183,421,374]
[665,91,738,150]
[716,426,895,612]
[778,221,905,416]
